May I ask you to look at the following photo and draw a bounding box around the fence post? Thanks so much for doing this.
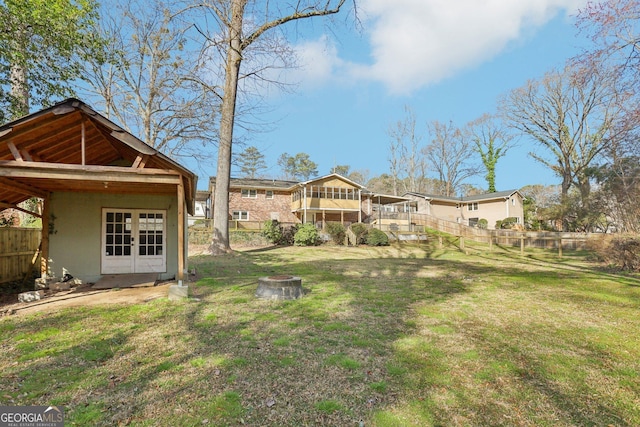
[520,234,524,255]
[489,231,493,252]
[558,238,563,258]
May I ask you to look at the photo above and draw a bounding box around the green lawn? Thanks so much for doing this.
[1,243,639,426]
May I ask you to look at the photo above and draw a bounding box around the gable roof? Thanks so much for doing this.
[210,174,415,206]
[404,190,522,203]
[297,173,365,189]
[211,177,299,190]
[211,174,365,192]
[0,98,197,214]
[463,190,522,202]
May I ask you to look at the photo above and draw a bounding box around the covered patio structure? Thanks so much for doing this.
[0,98,196,284]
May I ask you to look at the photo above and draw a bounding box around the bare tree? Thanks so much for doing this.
[469,114,514,193]
[181,0,352,253]
[424,120,479,197]
[500,65,631,229]
[82,0,218,162]
[576,0,640,92]
[387,106,428,195]
[574,0,640,232]
[387,127,402,196]
[365,174,396,195]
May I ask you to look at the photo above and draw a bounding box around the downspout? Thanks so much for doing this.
[358,189,362,223]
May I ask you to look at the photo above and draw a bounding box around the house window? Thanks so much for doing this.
[468,202,479,211]
[232,211,249,220]
[512,198,516,206]
[266,190,274,199]
[241,189,257,198]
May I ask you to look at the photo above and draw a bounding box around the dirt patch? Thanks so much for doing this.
[0,283,173,317]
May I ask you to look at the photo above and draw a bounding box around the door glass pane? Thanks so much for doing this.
[138,212,164,257]
[105,212,132,257]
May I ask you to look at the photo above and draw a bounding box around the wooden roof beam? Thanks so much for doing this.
[132,154,148,168]
[0,201,42,218]
[0,177,49,198]
[0,160,183,185]
[7,141,23,161]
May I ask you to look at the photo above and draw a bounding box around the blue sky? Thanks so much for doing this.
[213,0,592,192]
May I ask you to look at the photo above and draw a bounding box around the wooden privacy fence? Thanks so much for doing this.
[378,213,598,253]
[0,227,41,284]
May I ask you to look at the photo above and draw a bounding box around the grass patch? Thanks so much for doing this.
[1,244,639,426]
[315,399,344,413]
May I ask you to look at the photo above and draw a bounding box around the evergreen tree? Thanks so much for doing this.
[238,146,267,178]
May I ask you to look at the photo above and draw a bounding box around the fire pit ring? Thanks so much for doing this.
[256,275,304,300]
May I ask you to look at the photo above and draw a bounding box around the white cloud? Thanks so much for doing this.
[344,0,588,94]
[282,0,587,95]
[290,35,344,88]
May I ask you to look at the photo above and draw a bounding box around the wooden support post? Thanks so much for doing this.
[459,236,464,251]
[40,194,50,278]
[177,181,185,282]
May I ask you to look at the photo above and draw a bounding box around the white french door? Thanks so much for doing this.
[101,209,167,274]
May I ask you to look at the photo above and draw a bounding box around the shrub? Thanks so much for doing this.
[349,223,369,245]
[281,225,298,246]
[477,219,488,230]
[294,223,320,246]
[595,235,640,271]
[325,222,346,245]
[262,220,283,244]
[262,220,298,246]
[500,217,518,229]
[366,228,389,246]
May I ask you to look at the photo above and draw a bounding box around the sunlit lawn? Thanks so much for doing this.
[1,241,639,426]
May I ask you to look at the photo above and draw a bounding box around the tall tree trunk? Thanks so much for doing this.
[10,30,29,118]
[211,0,246,254]
[560,170,572,231]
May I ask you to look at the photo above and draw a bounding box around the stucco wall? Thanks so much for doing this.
[48,192,178,283]
[478,196,524,229]
[429,203,460,223]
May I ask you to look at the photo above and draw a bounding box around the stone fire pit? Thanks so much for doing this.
[256,275,303,300]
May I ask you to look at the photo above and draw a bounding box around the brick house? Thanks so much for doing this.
[209,174,411,230]
[209,177,300,229]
